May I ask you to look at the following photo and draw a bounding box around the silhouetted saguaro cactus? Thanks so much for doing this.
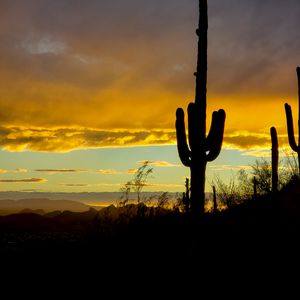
[285,67,300,176]
[182,177,190,213]
[175,0,226,215]
[270,127,279,192]
[185,178,190,199]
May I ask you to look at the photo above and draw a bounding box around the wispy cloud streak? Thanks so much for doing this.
[0,178,47,183]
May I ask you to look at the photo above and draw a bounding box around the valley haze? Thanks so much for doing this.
[0,191,186,215]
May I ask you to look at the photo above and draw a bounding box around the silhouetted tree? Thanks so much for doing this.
[156,192,170,208]
[284,67,300,176]
[132,161,153,203]
[250,159,272,194]
[175,0,225,216]
[119,181,132,206]
[119,161,153,204]
[213,175,241,209]
[239,156,295,196]
[284,150,299,179]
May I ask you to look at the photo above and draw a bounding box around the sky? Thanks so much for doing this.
[0,0,299,194]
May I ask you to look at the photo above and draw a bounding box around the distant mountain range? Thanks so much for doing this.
[0,191,212,215]
[0,191,122,203]
[0,198,90,215]
[0,191,183,205]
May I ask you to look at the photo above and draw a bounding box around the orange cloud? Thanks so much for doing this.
[146,183,183,188]
[223,130,290,151]
[0,168,28,174]
[209,165,253,171]
[0,124,293,154]
[15,168,28,173]
[138,160,179,167]
[127,169,138,174]
[97,169,121,175]
[0,126,176,152]
[60,183,89,187]
[35,169,87,174]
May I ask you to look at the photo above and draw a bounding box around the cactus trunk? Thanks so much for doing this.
[175,0,226,216]
[190,160,207,214]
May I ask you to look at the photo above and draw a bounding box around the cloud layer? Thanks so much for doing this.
[0,126,176,151]
[0,0,299,152]
[0,124,292,152]
[35,169,86,173]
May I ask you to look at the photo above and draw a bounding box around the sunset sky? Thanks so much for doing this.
[0,0,299,193]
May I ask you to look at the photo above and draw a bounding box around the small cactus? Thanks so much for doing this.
[182,178,191,213]
[270,127,279,192]
[212,185,217,213]
[284,67,300,176]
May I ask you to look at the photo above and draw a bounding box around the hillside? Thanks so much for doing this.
[0,182,299,295]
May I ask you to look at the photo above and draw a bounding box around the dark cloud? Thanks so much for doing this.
[0,0,299,146]
[0,178,47,183]
[208,0,300,97]
[224,130,288,150]
[1,0,297,96]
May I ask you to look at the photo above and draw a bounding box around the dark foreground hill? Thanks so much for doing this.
[1,180,299,295]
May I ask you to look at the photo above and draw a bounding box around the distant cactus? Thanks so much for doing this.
[270,127,279,192]
[182,177,191,213]
[212,185,217,213]
[175,0,226,215]
[284,67,300,176]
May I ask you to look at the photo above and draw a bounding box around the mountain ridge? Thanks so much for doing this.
[0,198,90,215]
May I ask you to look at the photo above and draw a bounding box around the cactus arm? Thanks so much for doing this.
[206,109,226,162]
[285,103,299,152]
[176,108,191,167]
[187,102,198,151]
[206,110,220,150]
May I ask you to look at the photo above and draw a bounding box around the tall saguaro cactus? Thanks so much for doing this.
[284,67,300,176]
[270,127,279,192]
[175,0,226,215]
